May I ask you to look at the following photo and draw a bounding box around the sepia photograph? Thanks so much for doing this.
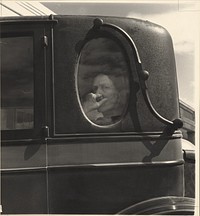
[0,0,199,215]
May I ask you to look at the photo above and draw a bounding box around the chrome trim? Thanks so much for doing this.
[0,131,182,145]
[0,19,58,24]
[47,132,182,143]
[1,159,184,173]
[48,160,184,169]
[50,130,182,139]
[1,166,47,173]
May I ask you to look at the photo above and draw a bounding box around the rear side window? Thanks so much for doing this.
[77,37,130,126]
[1,36,34,130]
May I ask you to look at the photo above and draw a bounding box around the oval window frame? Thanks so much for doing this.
[75,26,137,128]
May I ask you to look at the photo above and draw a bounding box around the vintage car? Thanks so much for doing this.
[0,15,195,214]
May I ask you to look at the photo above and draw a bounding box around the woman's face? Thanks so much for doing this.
[92,74,119,114]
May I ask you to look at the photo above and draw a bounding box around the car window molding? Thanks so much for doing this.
[88,18,183,133]
[0,24,46,141]
[76,36,132,128]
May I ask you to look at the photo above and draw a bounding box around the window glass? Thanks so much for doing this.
[1,36,34,130]
[77,37,130,126]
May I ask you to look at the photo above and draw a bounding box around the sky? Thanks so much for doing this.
[41,1,200,109]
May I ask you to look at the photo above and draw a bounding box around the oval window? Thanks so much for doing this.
[77,37,130,126]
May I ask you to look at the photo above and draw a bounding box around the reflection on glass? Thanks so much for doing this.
[0,36,34,130]
[78,37,130,126]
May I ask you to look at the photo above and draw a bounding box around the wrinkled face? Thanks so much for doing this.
[92,74,119,114]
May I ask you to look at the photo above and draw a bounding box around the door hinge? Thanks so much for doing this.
[42,126,49,139]
[43,36,48,47]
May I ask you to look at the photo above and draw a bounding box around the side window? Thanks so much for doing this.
[77,37,130,126]
[1,36,34,130]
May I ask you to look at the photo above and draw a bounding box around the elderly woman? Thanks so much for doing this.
[83,73,128,125]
